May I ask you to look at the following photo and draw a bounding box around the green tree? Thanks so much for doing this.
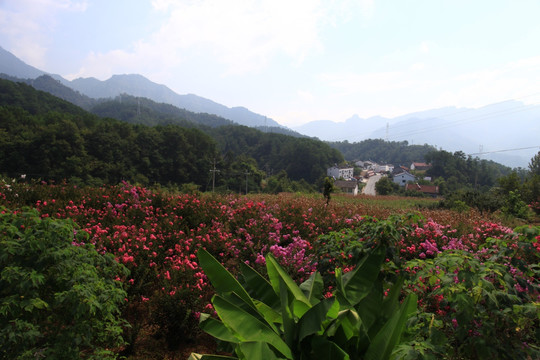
[0,208,129,359]
[375,176,398,195]
[529,151,540,175]
[323,177,335,205]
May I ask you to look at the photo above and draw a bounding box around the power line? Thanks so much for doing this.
[327,91,540,143]
[385,105,536,141]
[467,145,540,156]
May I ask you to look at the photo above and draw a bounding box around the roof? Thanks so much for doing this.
[334,180,358,188]
[394,170,414,177]
[405,183,439,194]
[329,165,353,170]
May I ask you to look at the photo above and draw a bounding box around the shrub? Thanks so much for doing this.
[0,207,129,359]
[401,234,540,359]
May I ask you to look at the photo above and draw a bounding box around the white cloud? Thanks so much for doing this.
[71,0,377,81]
[420,41,430,54]
[318,70,414,96]
[297,90,315,103]
[0,0,87,67]
[431,55,540,109]
[148,0,327,74]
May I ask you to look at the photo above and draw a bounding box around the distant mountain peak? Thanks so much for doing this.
[0,45,46,79]
[0,46,284,129]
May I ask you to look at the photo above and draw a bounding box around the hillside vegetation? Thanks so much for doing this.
[0,78,342,190]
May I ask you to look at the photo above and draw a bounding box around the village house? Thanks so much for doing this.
[375,164,394,173]
[393,170,415,186]
[410,162,431,171]
[405,183,439,197]
[327,165,354,180]
[355,161,394,174]
[334,179,359,196]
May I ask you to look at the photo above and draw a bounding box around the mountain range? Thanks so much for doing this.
[0,46,280,128]
[1,45,538,168]
[294,102,540,167]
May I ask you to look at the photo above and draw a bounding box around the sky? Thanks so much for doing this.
[1,0,540,127]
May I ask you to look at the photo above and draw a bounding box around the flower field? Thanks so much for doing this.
[1,179,539,359]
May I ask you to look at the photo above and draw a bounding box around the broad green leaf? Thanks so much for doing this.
[325,308,365,346]
[253,299,282,333]
[292,299,311,319]
[239,262,280,308]
[219,291,265,319]
[198,249,256,310]
[299,271,324,305]
[364,293,418,360]
[279,277,296,353]
[356,278,384,333]
[338,244,386,308]
[237,341,285,360]
[311,336,350,360]
[380,277,404,317]
[212,295,293,359]
[199,316,240,343]
[298,297,336,342]
[266,254,310,305]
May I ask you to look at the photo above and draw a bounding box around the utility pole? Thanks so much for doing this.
[209,159,220,193]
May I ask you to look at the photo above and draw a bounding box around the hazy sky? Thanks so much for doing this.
[1,0,540,127]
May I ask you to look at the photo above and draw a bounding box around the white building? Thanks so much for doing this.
[375,164,394,173]
[393,171,415,186]
[327,165,354,180]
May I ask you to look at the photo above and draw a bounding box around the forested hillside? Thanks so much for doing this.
[91,95,234,128]
[425,150,512,192]
[329,139,436,165]
[0,78,342,191]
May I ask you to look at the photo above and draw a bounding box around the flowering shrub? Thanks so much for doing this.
[0,179,538,358]
[399,228,540,359]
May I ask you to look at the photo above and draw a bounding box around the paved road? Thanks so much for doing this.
[362,173,383,196]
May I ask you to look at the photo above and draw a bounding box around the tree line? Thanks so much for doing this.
[329,139,437,166]
[0,78,342,192]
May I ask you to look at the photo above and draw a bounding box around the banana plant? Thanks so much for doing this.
[190,245,417,360]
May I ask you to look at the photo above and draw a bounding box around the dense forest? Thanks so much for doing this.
[329,138,436,165]
[424,150,511,192]
[0,78,342,191]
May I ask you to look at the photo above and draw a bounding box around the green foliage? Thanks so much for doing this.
[501,190,533,220]
[425,150,511,194]
[439,190,503,214]
[0,207,129,359]
[0,77,343,189]
[529,151,540,176]
[208,125,343,184]
[314,214,422,285]
[149,290,200,350]
[375,176,399,196]
[193,247,417,360]
[402,236,540,359]
[91,94,233,128]
[329,139,436,166]
[323,177,335,205]
[263,171,317,194]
